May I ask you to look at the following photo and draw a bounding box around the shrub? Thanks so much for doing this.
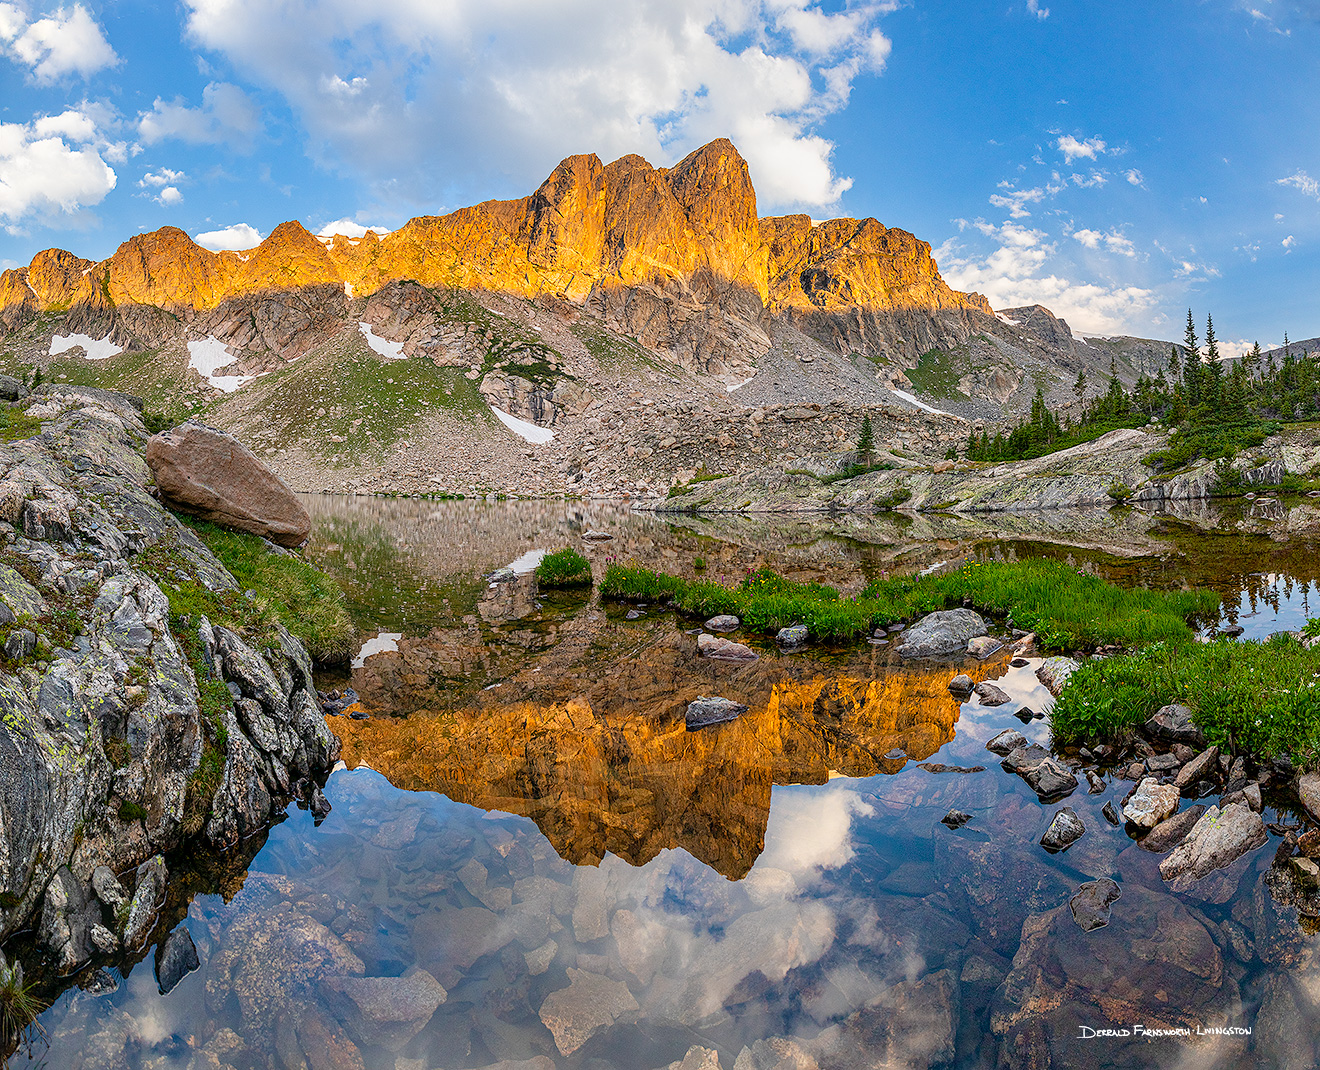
[1106,480,1132,501]
[535,548,592,588]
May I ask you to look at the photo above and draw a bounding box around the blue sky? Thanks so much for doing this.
[1,0,1317,346]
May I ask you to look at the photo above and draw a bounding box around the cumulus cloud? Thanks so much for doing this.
[0,2,117,82]
[139,168,187,206]
[937,220,1155,335]
[138,82,263,152]
[1283,234,1296,251]
[1056,134,1106,163]
[180,0,898,209]
[316,218,390,238]
[0,108,118,229]
[1125,168,1144,186]
[1026,0,1050,18]
[1277,171,1319,199]
[194,222,264,251]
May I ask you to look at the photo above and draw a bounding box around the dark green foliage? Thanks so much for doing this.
[1053,636,1320,766]
[117,801,148,822]
[602,558,1217,648]
[0,958,45,1059]
[857,415,875,466]
[535,548,592,588]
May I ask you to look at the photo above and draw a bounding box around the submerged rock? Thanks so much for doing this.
[941,810,972,829]
[323,968,448,1050]
[146,420,312,546]
[538,968,640,1056]
[898,609,987,659]
[1069,878,1121,931]
[948,673,973,693]
[1002,745,1078,800]
[686,696,749,730]
[696,632,758,662]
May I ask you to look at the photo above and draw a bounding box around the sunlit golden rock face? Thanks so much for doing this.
[335,625,964,879]
[0,139,989,355]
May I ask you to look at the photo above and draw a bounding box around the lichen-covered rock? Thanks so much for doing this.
[0,386,339,960]
[146,420,312,547]
[898,609,987,659]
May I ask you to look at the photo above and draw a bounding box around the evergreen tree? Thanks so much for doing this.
[1167,345,1181,379]
[1073,368,1088,411]
[1202,314,1223,408]
[857,415,875,466]
[1182,310,1202,407]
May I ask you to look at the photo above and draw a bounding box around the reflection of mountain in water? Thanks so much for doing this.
[336,624,965,879]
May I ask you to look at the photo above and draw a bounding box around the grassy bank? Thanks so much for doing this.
[1052,635,1320,762]
[601,558,1218,649]
[141,517,355,663]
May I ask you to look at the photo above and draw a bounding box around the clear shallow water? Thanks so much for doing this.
[20,498,1320,1070]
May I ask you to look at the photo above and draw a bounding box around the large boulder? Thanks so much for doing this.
[898,609,987,659]
[145,420,311,547]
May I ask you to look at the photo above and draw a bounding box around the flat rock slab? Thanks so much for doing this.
[1123,778,1181,829]
[696,632,758,662]
[539,968,639,1056]
[686,696,748,730]
[146,420,311,547]
[974,682,1011,706]
[1070,878,1121,932]
[968,636,1003,659]
[1159,803,1268,891]
[898,609,987,659]
[704,615,740,631]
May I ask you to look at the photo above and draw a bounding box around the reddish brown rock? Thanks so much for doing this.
[146,421,311,546]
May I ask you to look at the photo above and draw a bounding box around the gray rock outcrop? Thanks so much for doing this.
[0,386,340,967]
[898,609,987,659]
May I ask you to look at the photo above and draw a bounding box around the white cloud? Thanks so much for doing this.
[0,108,117,229]
[139,168,188,206]
[180,0,898,210]
[1283,234,1296,251]
[1027,0,1050,18]
[194,222,264,251]
[0,2,117,82]
[316,218,390,239]
[1056,134,1106,163]
[1277,171,1319,199]
[937,220,1155,335]
[1124,168,1144,186]
[138,82,263,152]
[1071,227,1136,257]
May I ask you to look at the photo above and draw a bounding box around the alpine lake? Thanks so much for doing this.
[21,494,1320,1070]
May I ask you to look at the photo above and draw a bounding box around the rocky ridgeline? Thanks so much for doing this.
[0,383,338,973]
[661,423,1320,514]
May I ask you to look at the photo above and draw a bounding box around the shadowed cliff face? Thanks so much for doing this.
[0,139,991,372]
[334,620,969,879]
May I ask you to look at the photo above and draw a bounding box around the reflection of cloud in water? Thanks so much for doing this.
[755,783,874,878]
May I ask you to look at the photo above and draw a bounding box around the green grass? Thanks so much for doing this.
[601,558,1219,647]
[535,548,592,588]
[138,518,354,663]
[1053,635,1320,765]
[0,406,43,443]
[0,958,45,1059]
[904,348,964,400]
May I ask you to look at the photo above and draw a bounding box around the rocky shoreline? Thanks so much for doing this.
[0,384,339,981]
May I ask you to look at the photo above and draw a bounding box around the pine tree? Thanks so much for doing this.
[1183,310,1202,407]
[857,415,875,466]
[1168,345,1181,379]
[1202,313,1223,407]
[1073,368,1087,411]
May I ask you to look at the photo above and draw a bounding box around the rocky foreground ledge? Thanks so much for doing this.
[0,384,338,973]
